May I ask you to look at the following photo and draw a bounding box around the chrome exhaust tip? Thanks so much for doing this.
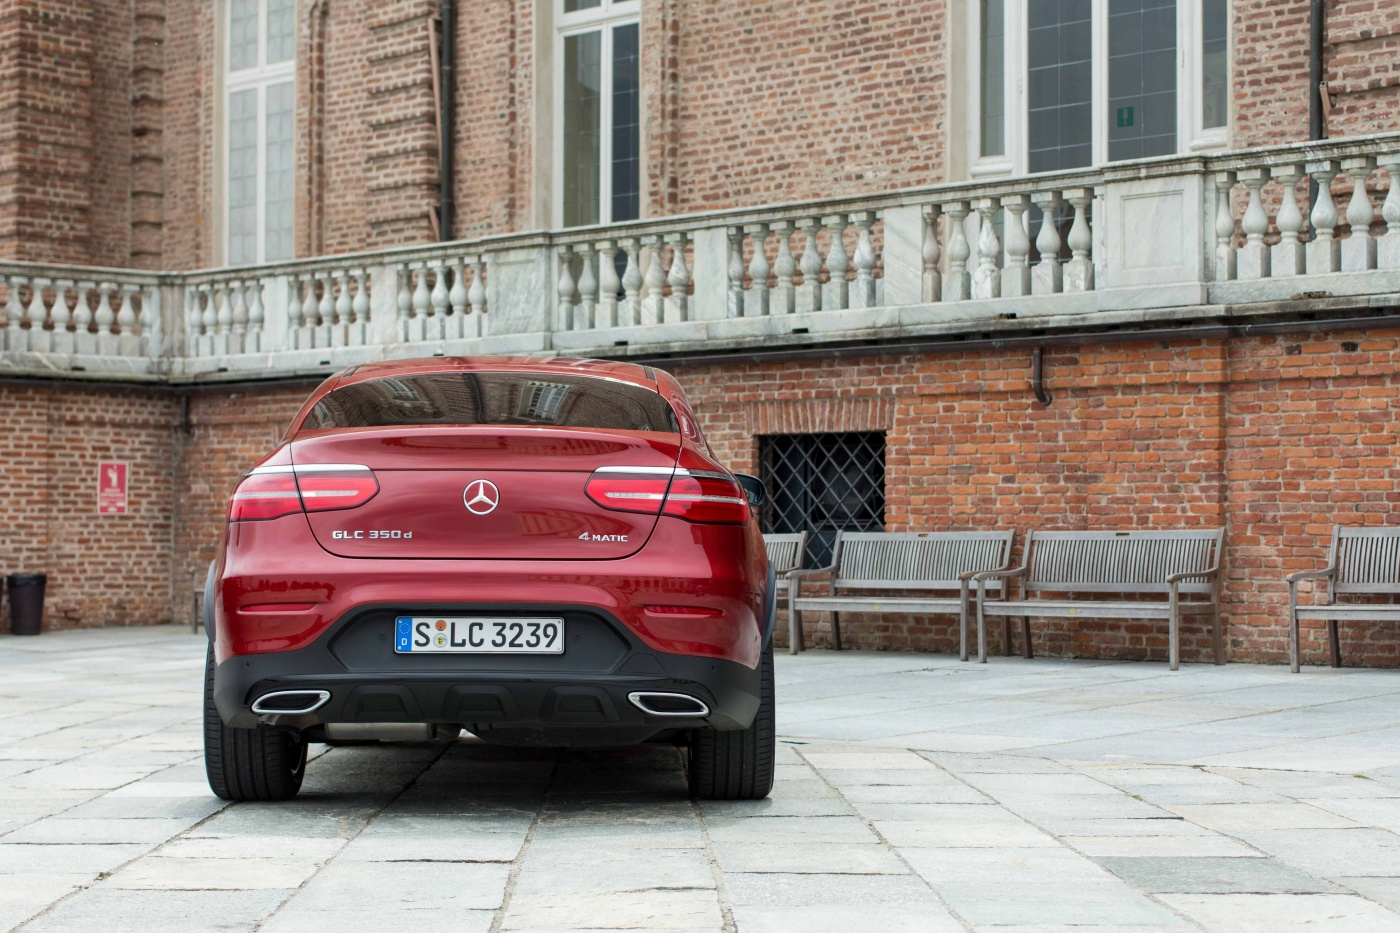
[251,690,331,715]
[627,691,710,717]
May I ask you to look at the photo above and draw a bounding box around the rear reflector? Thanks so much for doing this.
[230,464,379,522]
[585,467,748,525]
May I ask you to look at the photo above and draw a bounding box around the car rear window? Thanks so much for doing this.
[302,372,680,433]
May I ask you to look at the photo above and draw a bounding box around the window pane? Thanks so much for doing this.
[611,23,640,222]
[760,433,885,568]
[563,31,602,227]
[229,0,258,71]
[228,89,259,265]
[564,0,601,10]
[1027,0,1094,172]
[980,0,1005,157]
[1107,0,1178,162]
[264,81,295,262]
[1202,0,1227,129]
[267,0,296,64]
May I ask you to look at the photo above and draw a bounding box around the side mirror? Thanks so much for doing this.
[733,473,766,507]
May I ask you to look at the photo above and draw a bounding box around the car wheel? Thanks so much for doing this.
[687,641,775,800]
[203,646,306,801]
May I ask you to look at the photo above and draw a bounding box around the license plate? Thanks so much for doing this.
[394,617,565,654]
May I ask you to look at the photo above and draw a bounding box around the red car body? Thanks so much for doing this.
[205,358,775,799]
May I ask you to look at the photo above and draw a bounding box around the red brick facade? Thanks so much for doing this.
[5,328,1396,668]
[5,1,1399,266]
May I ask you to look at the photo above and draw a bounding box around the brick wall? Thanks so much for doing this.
[6,329,1397,666]
[0,385,178,633]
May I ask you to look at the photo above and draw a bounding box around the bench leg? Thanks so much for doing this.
[1328,620,1341,668]
[831,612,842,652]
[976,600,988,664]
[789,602,803,656]
[1002,616,1013,657]
[1021,617,1033,659]
[1211,602,1225,665]
[1169,595,1180,671]
[1289,608,1301,673]
[959,596,969,663]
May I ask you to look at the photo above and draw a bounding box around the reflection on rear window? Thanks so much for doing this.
[303,373,679,433]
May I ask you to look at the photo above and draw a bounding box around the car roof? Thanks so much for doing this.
[335,357,658,390]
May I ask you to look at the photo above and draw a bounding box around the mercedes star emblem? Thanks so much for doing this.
[463,479,500,516]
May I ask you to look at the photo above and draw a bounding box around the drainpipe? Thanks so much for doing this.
[1309,0,1326,142]
[438,0,456,241]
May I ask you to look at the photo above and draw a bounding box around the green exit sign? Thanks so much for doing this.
[1116,106,1135,128]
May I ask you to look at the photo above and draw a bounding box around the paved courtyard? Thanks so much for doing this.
[2,627,1400,932]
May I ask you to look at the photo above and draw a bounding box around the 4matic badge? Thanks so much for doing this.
[580,532,629,543]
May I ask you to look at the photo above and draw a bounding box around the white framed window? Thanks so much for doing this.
[968,0,1229,178]
[225,0,296,265]
[554,0,641,228]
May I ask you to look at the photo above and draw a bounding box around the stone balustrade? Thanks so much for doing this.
[2,133,1398,383]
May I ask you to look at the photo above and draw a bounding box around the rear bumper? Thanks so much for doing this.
[213,602,763,741]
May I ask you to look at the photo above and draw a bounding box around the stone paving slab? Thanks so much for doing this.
[3,626,1400,932]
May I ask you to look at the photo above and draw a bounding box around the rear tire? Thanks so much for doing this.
[204,646,306,801]
[687,642,775,800]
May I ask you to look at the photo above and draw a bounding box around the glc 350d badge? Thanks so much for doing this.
[463,479,500,515]
[204,358,776,805]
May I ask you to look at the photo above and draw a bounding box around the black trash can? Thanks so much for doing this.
[7,574,47,636]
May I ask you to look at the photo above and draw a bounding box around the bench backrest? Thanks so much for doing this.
[832,530,1015,591]
[763,533,808,574]
[1331,526,1400,595]
[1024,528,1223,595]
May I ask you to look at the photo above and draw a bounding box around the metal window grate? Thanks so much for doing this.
[759,432,885,568]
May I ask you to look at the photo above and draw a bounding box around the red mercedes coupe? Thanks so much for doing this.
[203,358,775,801]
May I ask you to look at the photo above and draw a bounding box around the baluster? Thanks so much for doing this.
[50,281,72,352]
[726,227,746,318]
[3,275,24,350]
[405,265,428,341]
[468,257,487,338]
[642,235,667,326]
[94,283,115,339]
[942,202,971,301]
[1378,152,1400,270]
[395,265,414,341]
[27,279,50,352]
[596,240,620,329]
[1236,169,1271,280]
[230,279,249,342]
[972,198,1001,300]
[770,222,796,315]
[744,224,771,317]
[1063,188,1094,292]
[116,285,136,336]
[216,282,234,336]
[68,281,93,354]
[1000,195,1031,297]
[332,269,353,344]
[822,215,849,311]
[621,238,642,327]
[1271,165,1306,277]
[301,274,320,348]
[1031,192,1063,295]
[850,212,877,309]
[352,270,371,328]
[577,242,598,331]
[138,285,161,357]
[287,276,304,340]
[665,232,690,323]
[1341,156,1378,271]
[921,207,942,303]
[246,280,264,352]
[430,263,449,318]
[556,245,577,332]
[1214,172,1237,282]
[190,285,209,355]
[1307,160,1341,275]
[797,218,823,313]
[315,272,334,344]
[449,260,469,317]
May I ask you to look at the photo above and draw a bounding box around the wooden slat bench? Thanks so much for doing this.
[786,530,1016,657]
[763,532,808,578]
[972,528,1225,670]
[1287,526,1400,672]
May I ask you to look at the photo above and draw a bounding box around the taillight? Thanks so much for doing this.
[229,465,378,522]
[585,467,748,525]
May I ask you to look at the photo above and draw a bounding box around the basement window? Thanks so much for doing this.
[759,432,886,568]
